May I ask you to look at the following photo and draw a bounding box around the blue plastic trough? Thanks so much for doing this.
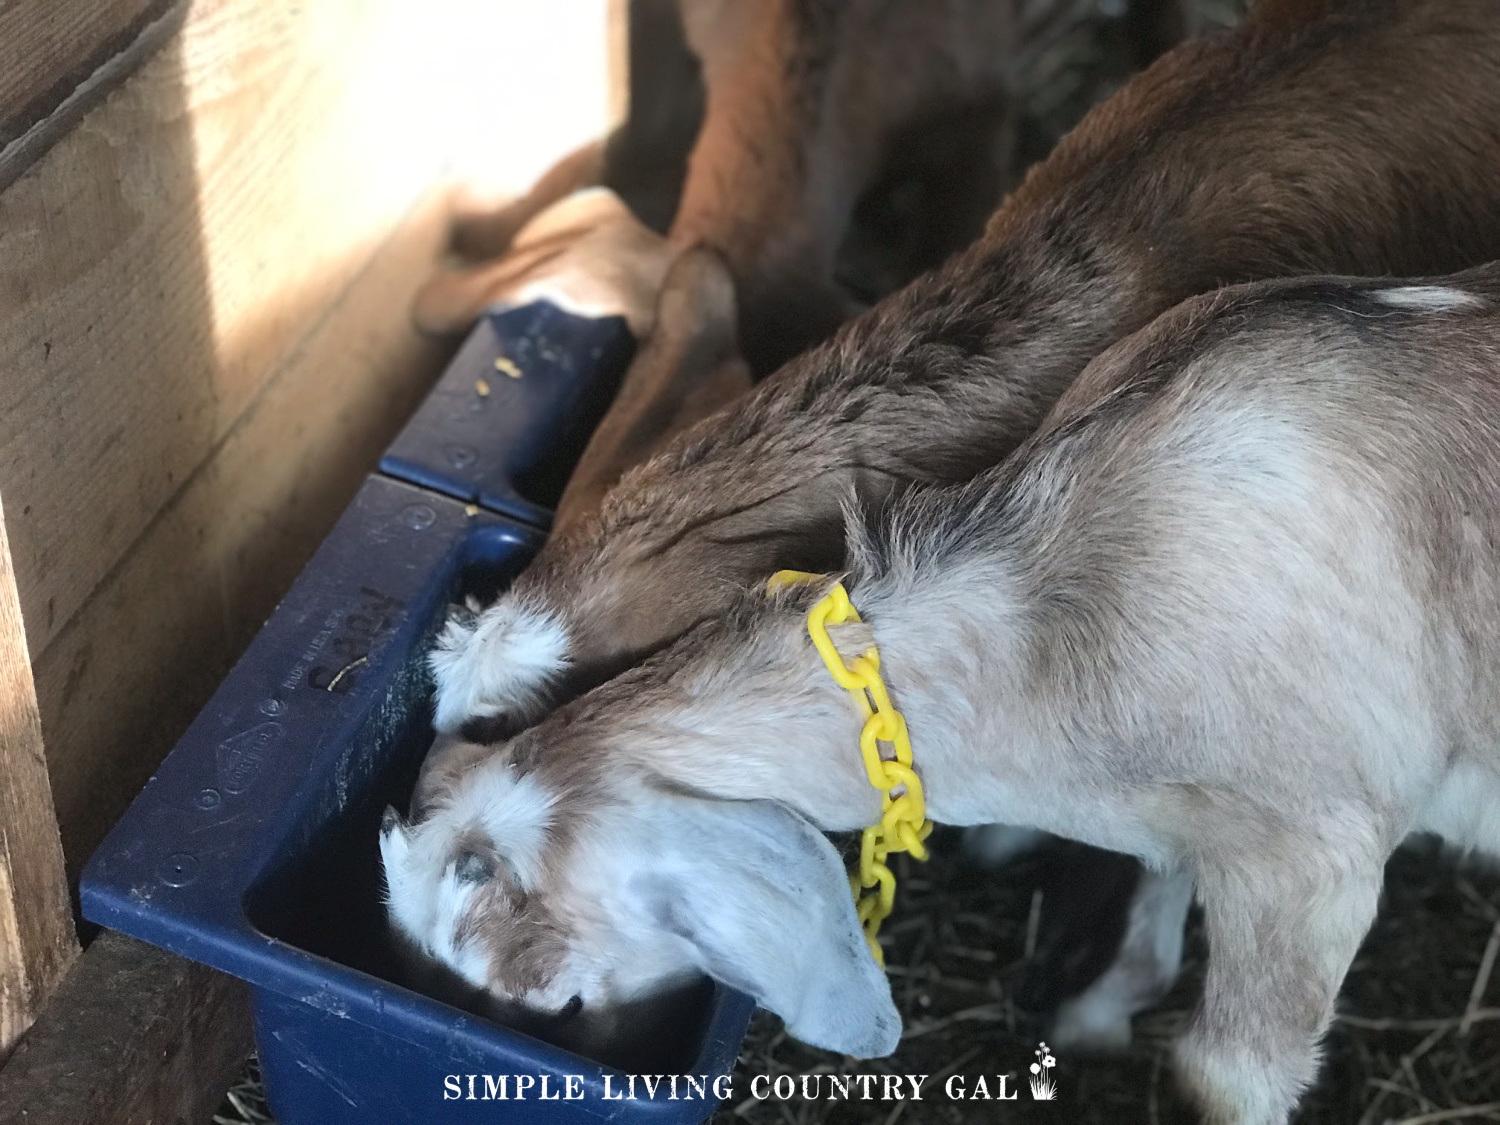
[381,301,637,528]
[80,304,757,1124]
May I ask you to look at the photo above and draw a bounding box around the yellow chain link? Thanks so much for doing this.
[766,570,933,966]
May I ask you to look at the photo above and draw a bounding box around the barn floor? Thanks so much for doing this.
[708,835,1500,1125]
[214,3,1500,1124]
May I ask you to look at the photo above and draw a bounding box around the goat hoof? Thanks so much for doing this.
[1048,995,1135,1053]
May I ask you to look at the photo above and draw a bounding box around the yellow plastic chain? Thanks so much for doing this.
[766,570,933,966]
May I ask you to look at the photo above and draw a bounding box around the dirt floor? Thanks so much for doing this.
[217,3,1500,1124]
[705,835,1500,1125]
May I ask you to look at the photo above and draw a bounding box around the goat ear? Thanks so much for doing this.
[641,799,901,1058]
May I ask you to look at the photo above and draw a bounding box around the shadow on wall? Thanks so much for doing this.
[0,0,615,888]
[0,30,221,886]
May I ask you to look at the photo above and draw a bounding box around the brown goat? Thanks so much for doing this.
[416,0,1046,372]
[431,0,1500,735]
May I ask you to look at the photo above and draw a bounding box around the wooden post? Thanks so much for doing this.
[0,932,249,1125]
[0,492,78,1060]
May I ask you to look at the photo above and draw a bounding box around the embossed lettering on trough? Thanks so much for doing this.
[216,721,284,795]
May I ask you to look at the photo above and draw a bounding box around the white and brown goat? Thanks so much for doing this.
[409,4,1193,991]
[386,261,1500,1125]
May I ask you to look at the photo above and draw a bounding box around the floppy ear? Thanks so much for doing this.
[637,798,901,1058]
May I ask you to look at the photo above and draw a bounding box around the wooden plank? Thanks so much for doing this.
[0,495,78,1061]
[33,188,456,873]
[0,0,614,666]
[0,0,612,871]
[0,1,187,193]
[0,931,249,1125]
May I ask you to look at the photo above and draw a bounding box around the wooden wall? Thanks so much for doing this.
[0,0,616,888]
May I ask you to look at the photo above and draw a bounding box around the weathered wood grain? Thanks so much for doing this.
[0,932,249,1125]
[33,187,455,872]
[0,0,616,1116]
[0,0,614,661]
[0,0,449,664]
[0,496,78,1060]
[0,0,187,193]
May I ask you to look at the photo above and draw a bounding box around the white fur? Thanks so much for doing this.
[380,821,482,974]
[1370,285,1481,312]
[479,188,676,339]
[428,595,569,732]
[1175,1036,1299,1125]
[581,792,903,1056]
[404,271,1500,1118]
[961,824,1197,1053]
[450,764,556,888]
[433,870,491,987]
[383,770,900,1056]
[380,764,556,984]
[1416,763,1500,853]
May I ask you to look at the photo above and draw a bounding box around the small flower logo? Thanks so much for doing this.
[1029,1042,1057,1101]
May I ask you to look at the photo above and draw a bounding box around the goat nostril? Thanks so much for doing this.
[559,994,583,1021]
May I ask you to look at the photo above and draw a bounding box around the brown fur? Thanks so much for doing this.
[425,0,1042,372]
[551,247,754,532]
[669,0,1024,371]
[456,864,570,998]
[420,1,1129,538]
[495,0,1500,705]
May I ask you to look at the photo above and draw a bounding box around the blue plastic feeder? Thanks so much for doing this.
[381,301,638,527]
[80,305,756,1124]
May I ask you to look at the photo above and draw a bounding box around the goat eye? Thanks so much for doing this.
[453,850,494,884]
[559,994,583,1020]
[460,713,522,744]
